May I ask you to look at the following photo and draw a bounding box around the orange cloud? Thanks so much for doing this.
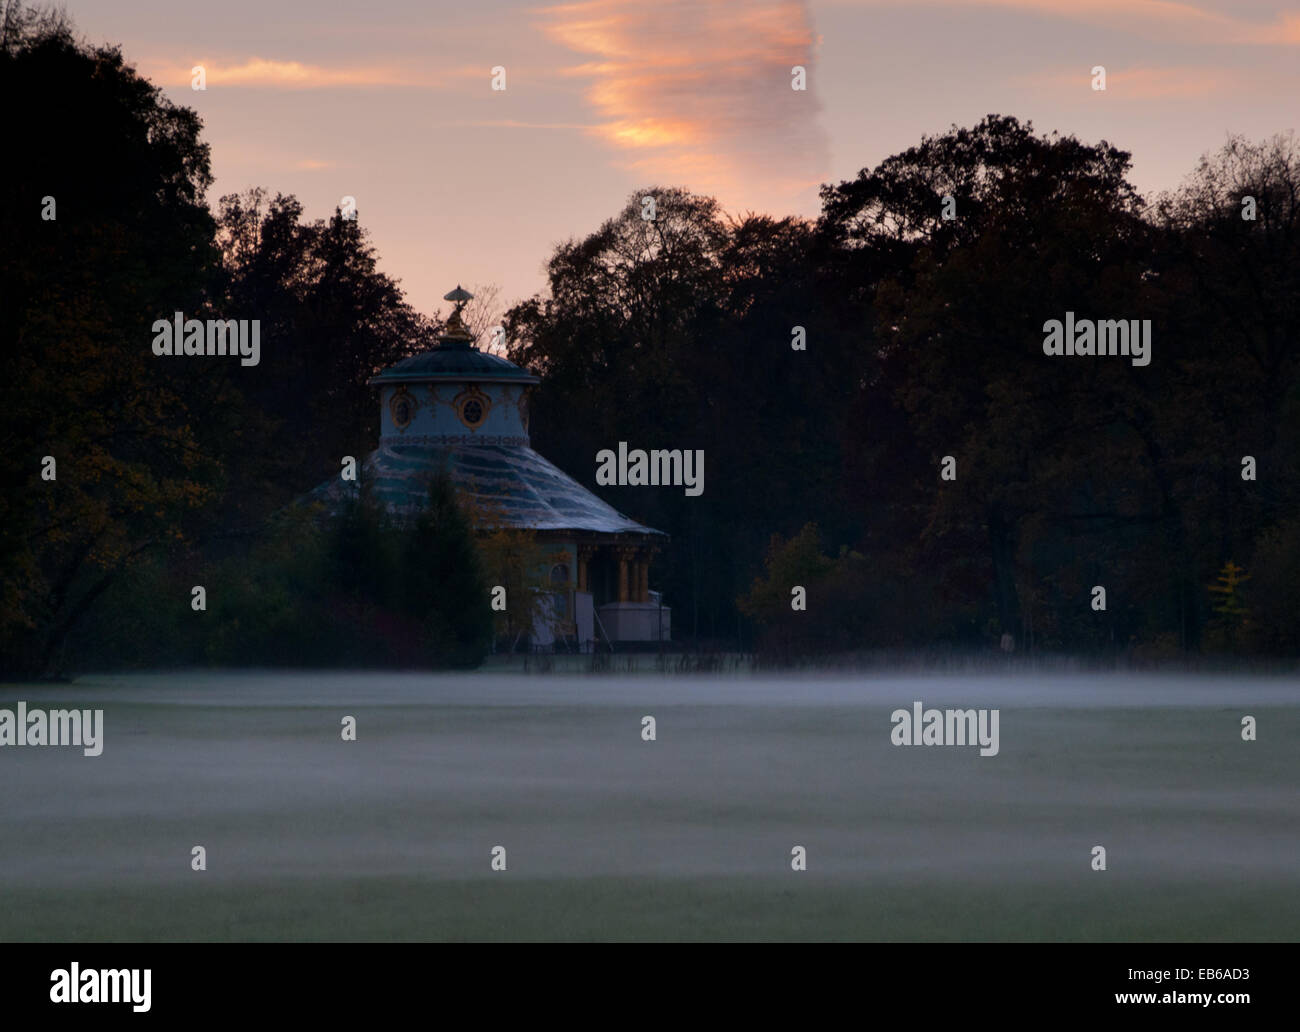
[139,57,481,89]
[538,0,830,204]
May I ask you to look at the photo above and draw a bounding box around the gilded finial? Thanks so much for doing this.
[442,284,474,342]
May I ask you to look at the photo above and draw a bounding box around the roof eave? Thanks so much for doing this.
[368,372,541,386]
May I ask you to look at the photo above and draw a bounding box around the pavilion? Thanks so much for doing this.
[307,286,669,647]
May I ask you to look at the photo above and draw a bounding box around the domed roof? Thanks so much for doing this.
[370,343,539,385]
[372,283,540,386]
[372,283,540,385]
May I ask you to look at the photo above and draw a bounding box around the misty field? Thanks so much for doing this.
[1,671,1297,941]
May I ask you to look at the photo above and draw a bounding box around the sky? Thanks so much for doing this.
[71,0,1300,321]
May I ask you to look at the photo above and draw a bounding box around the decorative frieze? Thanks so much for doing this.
[379,433,530,447]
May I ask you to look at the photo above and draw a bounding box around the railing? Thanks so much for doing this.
[592,609,615,653]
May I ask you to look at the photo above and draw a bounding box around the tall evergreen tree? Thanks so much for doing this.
[400,471,492,668]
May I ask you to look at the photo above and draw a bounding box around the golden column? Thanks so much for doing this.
[577,545,595,593]
[636,552,649,602]
[616,546,638,603]
[645,546,661,602]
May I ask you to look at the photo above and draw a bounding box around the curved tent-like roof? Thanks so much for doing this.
[307,441,664,537]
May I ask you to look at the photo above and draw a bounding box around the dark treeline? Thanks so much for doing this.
[507,123,1299,662]
[2,5,1297,675]
[1,7,473,675]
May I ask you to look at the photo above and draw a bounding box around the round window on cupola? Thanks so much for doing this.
[389,387,416,430]
[454,386,490,429]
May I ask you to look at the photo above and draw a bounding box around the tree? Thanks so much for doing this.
[738,523,876,662]
[464,492,551,648]
[820,115,1162,649]
[0,5,222,676]
[1205,561,1250,650]
[1153,133,1300,639]
[398,472,492,667]
[505,190,857,643]
[213,189,441,520]
[1246,519,1300,654]
[460,283,504,353]
[0,5,455,675]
